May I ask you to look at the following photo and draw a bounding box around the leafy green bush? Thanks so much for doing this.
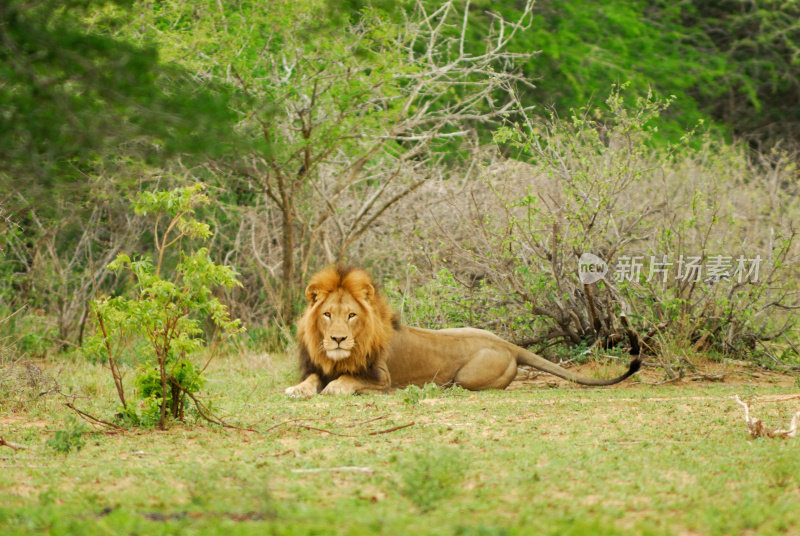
[134,361,205,427]
[88,185,243,429]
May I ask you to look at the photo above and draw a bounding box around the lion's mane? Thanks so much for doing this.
[297,265,397,378]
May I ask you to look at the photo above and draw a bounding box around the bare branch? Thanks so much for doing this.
[0,437,27,451]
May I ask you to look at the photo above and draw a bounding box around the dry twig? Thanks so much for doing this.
[64,403,122,430]
[263,449,297,458]
[348,414,389,427]
[182,389,258,432]
[734,395,800,439]
[0,437,27,451]
[263,418,416,437]
[367,422,416,435]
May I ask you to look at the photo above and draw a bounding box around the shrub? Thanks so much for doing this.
[397,88,800,368]
[88,184,243,429]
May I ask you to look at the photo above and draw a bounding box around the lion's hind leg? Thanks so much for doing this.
[453,349,516,390]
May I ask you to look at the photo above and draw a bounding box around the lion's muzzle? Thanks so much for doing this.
[324,333,355,361]
[325,348,352,361]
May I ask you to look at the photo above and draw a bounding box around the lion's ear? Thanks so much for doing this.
[364,283,375,301]
[305,284,326,305]
[346,270,375,302]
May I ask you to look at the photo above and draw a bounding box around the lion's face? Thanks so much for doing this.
[315,289,365,361]
[299,265,397,377]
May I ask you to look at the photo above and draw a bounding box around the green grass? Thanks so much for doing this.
[2,353,799,535]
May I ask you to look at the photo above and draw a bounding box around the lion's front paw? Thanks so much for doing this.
[285,383,316,398]
[285,374,321,398]
[320,378,357,395]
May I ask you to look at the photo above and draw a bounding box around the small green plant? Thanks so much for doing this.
[89,184,244,429]
[396,446,468,511]
[402,383,439,405]
[46,418,88,454]
[401,382,468,404]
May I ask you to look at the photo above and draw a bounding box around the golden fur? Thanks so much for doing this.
[285,266,640,397]
[298,266,395,378]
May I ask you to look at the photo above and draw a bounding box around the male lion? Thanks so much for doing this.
[285,266,641,397]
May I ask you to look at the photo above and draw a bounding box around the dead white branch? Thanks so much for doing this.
[734,395,800,439]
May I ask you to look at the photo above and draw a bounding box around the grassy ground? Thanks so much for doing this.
[2,353,800,536]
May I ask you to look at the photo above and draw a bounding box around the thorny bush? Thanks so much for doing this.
[391,89,800,372]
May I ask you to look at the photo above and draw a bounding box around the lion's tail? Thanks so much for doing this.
[515,348,641,386]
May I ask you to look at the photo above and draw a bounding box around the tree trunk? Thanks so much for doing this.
[281,202,295,322]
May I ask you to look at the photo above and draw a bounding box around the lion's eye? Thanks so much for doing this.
[348,312,357,319]
[323,312,331,319]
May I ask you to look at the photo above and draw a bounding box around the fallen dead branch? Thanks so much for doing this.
[262,449,297,458]
[61,382,256,432]
[181,389,258,432]
[294,423,352,437]
[348,414,389,427]
[263,419,416,437]
[0,437,27,451]
[642,372,726,386]
[262,418,303,433]
[367,422,415,435]
[734,395,800,439]
[65,403,122,430]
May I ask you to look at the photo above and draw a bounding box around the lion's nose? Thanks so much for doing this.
[331,336,347,345]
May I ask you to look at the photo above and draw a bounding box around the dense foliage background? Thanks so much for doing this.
[1,0,799,370]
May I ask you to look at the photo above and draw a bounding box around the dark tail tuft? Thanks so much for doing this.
[627,358,642,376]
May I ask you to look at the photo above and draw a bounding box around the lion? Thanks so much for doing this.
[285,266,641,397]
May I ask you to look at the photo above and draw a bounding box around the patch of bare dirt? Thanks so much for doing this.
[0,414,49,428]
